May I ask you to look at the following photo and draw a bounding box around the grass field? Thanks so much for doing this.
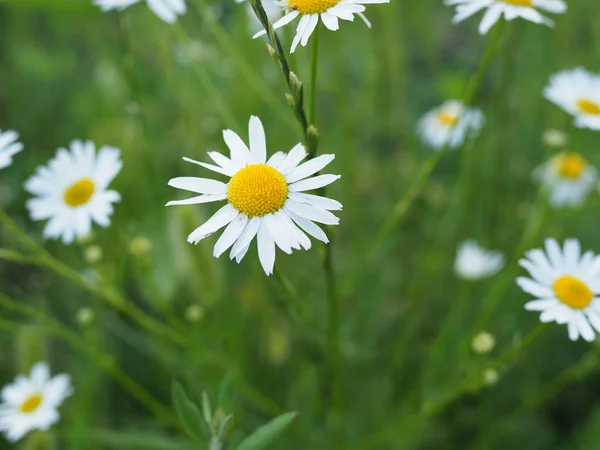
[2,0,600,448]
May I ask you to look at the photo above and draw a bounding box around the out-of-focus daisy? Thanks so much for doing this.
[252,0,389,53]
[454,240,504,280]
[167,115,341,275]
[0,129,23,170]
[445,0,566,35]
[535,152,597,208]
[94,0,186,23]
[0,362,72,442]
[544,68,600,130]
[417,100,485,150]
[518,238,600,342]
[25,140,122,244]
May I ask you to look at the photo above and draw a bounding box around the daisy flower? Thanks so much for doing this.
[25,140,123,244]
[454,240,505,280]
[252,0,389,53]
[417,100,485,150]
[445,0,567,35]
[0,129,24,170]
[167,115,342,275]
[0,362,72,442]
[94,0,186,23]
[518,238,600,342]
[535,152,597,208]
[544,68,600,131]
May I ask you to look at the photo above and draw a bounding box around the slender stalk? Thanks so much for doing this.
[309,24,321,125]
[366,21,506,261]
[0,293,176,427]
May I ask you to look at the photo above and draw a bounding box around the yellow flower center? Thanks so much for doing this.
[227,164,288,217]
[553,275,593,309]
[20,394,43,414]
[64,178,95,207]
[500,0,532,5]
[555,153,586,179]
[576,98,600,115]
[437,111,458,127]
[287,0,341,15]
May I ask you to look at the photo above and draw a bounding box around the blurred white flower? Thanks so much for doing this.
[445,0,566,35]
[25,140,122,245]
[541,128,567,148]
[535,152,597,208]
[417,100,484,150]
[0,362,72,442]
[0,129,23,170]
[472,331,496,354]
[455,240,504,280]
[252,0,389,53]
[544,68,600,131]
[166,116,341,275]
[518,238,600,342]
[94,0,186,23]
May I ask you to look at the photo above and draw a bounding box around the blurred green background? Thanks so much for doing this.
[2,0,600,448]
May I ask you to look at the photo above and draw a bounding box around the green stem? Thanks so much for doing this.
[366,21,505,261]
[324,231,343,450]
[0,293,176,427]
[309,24,320,125]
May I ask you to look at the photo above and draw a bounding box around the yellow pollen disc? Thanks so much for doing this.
[500,0,532,5]
[437,111,458,126]
[64,178,95,207]
[288,0,341,15]
[555,153,586,179]
[577,98,600,115]
[553,275,593,309]
[227,164,288,218]
[20,394,43,414]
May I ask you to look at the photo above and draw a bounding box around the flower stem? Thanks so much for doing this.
[309,24,321,125]
[367,21,506,261]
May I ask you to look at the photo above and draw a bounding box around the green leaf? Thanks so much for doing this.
[235,412,297,450]
[171,381,207,441]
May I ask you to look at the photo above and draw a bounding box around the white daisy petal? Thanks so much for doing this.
[187,204,238,245]
[0,129,24,170]
[288,192,343,211]
[168,177,227,194]
[182,157,231,176]
[257,220,276,275]
[230,217,261,260]
[264,213,293,254]
[285,154,335,183]
[223,129,252,164]
[278,143,308,174]
[248,115,267,164]
[288,174,341,192]
[213,214,248,258]
[284,199,339,225]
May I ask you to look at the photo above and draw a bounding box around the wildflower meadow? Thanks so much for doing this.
[2,0,600,448]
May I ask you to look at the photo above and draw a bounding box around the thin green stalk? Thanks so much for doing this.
[352,322,547,450]
[0,293,176,427]
[366,21,506,261]
[309,24,320,125]
[172,24,241,129]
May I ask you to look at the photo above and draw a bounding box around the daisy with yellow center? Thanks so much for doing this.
[252,0,389,53]
[25,140,123,244]
[518,239,600,342]
[534,152,597,208]
[445,0,566,34]
[0,362,72,442]
[167,116,342,275]
[417,100,485,151]
[544,68,600,131]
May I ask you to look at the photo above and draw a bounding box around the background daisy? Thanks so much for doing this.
[167,116,342,275]
[0,129,23,170]
[544,68,600,130]
[535,152,597,208]
[454,240,505,280]
[94,0,186,23]
[252,0,389,53]
[518,238,600,342]
[0,362,72,442]
[417,100,484,150]
[25,140,123,244]
[445,0,567,34]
